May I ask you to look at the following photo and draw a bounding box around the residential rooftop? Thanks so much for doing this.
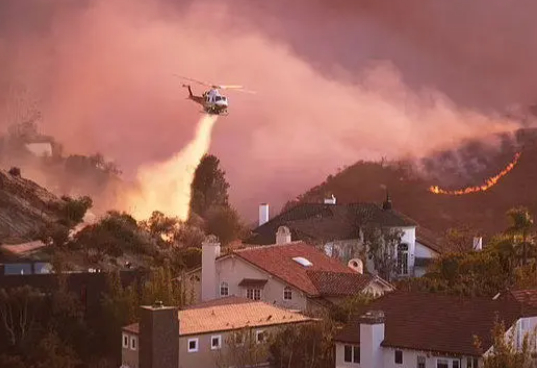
[334,290,537,356]
[123,296,314,337]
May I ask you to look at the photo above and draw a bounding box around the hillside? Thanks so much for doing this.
[0,168,66,244]
[292,128,537,239]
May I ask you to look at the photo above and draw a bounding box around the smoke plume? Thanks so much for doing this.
[121,114,218,221]
[0,0,533,220]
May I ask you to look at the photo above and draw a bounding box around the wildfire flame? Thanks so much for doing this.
[429,152,521,195]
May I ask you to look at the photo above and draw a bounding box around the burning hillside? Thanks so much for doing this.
[429,152,521,195]
[292,128,537,237]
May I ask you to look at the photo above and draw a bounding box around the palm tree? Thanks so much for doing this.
[505,207,534,266]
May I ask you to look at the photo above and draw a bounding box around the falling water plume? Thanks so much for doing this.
[123,114,218,220]
[429,152,521,195]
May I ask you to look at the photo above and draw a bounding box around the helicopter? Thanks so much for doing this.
[175,75,255,116]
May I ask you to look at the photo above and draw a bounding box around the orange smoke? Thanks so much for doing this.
[120,114,218,221]
[429,152,521,195]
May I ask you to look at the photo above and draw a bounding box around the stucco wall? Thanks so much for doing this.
[185,255,308,311]
[335,343,480,368]
[122,325,295,368]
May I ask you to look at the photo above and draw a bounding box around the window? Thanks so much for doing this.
[353,346,360,364]
[397,244,409,275]
[453,360,460,368]
[395,350,403,364]
[466,358,479,368]
[211,335,222,350]
[247,288,261,300]
[234,332,244,346]
[122,333,129,348]
[436,359,449,368]
[344,345,360,364]
[256,330,265,344]
[417,356,426,368]
[283,286,292,300]
[188,338,199,353]
[130,336,137,350]
[220,282,229,296]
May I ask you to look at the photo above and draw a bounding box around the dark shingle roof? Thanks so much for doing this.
[233,242,379,297]
[246,202,417,245]
[334,291,535,356]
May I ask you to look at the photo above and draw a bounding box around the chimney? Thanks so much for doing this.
[382,190,392,210]
[348,258,363,274]
[276,226,292,245]
[202,235,221,302]
[324,194,336,205]
[259,203,269,226]
[139,302,179,368]
[359,310,385,368]
[473,237,483,251]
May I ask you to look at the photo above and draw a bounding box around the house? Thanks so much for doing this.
[121,296,315,368]
[182,234,394,314]
[0,241,52,275]
[333,291,537,368]
[248,196,463,278]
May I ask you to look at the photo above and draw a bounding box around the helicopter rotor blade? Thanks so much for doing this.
[217,85,257,94]
[173,74,213,88]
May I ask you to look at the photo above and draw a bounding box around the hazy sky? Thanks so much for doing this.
[0,0,533,220]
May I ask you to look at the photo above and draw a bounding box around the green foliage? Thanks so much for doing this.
[329,293,375,324]
[99,272,139,362]
[58,195,93,227]
[171,247,202,271]
[31,331,80,368]
[505,206,535,266]
[141,262,187,307]
[215,327,271,368]
[205,205,243,245]
[268,321,335,368]
[73,210,154,260]
[189,154,230,218]
[475,318,536,368]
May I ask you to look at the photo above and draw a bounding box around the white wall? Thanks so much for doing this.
[187,256,308,311]
[415,242,439,259]
[335,343,480,368]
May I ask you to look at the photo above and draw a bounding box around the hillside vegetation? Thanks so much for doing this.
[290,128,537,238]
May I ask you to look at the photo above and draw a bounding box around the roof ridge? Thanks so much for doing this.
[235,240,306,252]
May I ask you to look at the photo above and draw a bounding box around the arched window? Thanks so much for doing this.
[220,282,229,296]
[397,243,409,275]
[283,286,292,300]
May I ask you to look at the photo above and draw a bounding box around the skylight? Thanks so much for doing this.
[292,257,313,267]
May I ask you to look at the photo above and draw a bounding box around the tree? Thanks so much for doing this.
[268,321,335,368]
[362,224,404,282]
[99,271,139,363]
[140,211,180,247]
[189,154,230,218]
[205,205,243,246]
[444,225,478,252]
[141,262,187,307]
[329,292,375,324]
[505,207,534,266]
[474,318,536,368]
[31,331,80,368]
[215,328,271,368]
[0,286,45,349]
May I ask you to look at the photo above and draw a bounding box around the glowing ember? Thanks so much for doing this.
[429,152,521,195]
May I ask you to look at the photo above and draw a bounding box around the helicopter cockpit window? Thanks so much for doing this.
[215,96,222,101]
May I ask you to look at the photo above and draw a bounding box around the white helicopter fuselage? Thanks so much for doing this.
[203,89,228,112]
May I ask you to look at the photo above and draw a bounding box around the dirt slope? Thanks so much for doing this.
[0,169,65,244]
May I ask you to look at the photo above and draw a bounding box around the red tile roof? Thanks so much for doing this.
[510,289,537,308]
[233,241,376,297]
[335,291,536,356]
